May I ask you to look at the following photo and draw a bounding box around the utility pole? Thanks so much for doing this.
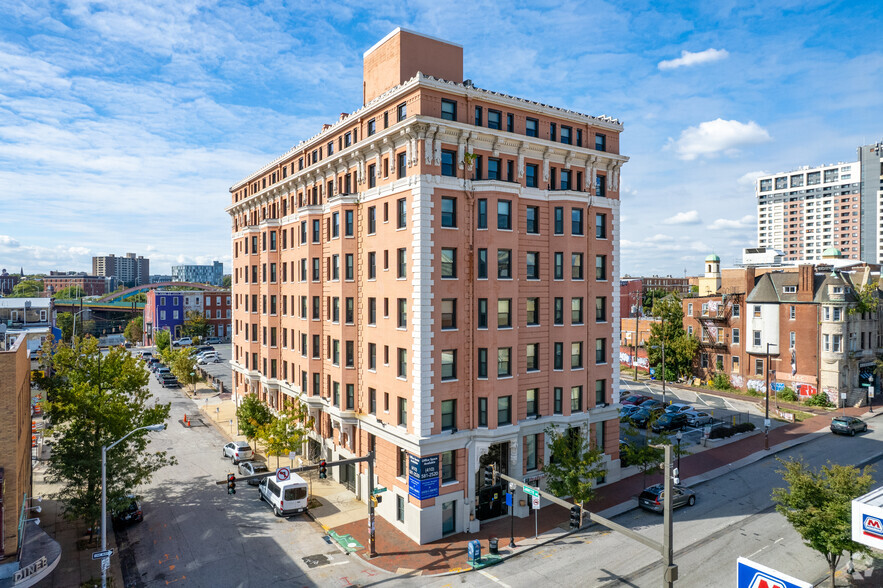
[634,291,641,380]
[764,343,772,450]
[662,444,676,587]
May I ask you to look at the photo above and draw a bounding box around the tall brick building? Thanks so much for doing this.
[227,29,627,543]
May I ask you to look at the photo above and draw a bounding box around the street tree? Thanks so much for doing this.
[124,316,143,345]
[543,425,607,524]
[9,279,43,297]
[772,458,875,588]
[222,275,232,288]
[182,310,211,341]
[42,336,174,541]
[641,288,668,316]
[646,294,698,381]
[236,393,274,447]
[155,329,171,353]
[256,404,314,468]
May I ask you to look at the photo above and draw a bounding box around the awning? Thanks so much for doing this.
[0,521,61,588]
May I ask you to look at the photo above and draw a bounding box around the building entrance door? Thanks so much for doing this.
[475,442,509,521]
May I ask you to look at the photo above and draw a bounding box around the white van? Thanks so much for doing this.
[258,473,309,517]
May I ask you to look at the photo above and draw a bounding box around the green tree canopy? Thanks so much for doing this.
[9,279,43,297]
[222,275,232,288]
[543,425,607,523]
[772,458,875,587]
[155,329,171,353]
[646,294,698,380]
[256,404,314,468]
[182,309,210,340]
[236,394,274,445]
[641,288,668,316]
[42,336,174,539]
[124,316,143,344]
[51,285,85,299]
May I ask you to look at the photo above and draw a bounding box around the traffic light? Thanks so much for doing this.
[483,465,493,486]
[227,473,236,495]
[319,460,327,479]
[569,505,581,529]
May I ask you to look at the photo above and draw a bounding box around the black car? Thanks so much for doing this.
[112,496,143,530]
[831,416,868,436]
[192,345,215,354]
[651,412,690,433]
[640,399,665,411]
[629,407,664,429]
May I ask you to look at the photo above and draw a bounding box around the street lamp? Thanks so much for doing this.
[632,291,642,381]
[869,375,875,413]
[101,423,166,588]
[190,371,196,397]
[650,337,667,405]
[764,343,778,451]
[675,430,682,471]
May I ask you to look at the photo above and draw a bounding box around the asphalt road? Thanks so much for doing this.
[116,365,391,587]
[409,414,883,588]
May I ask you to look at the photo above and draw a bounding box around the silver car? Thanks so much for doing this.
[238,461,270,485]
[685,410,713,427]
[638,484,696,513]
[223,441,254,464]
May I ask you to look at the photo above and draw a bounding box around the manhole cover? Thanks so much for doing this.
[302,554,330,568]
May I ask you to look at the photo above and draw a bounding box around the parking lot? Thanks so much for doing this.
[618,377,789,449]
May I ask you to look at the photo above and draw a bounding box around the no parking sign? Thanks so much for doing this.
[276,467,290,482]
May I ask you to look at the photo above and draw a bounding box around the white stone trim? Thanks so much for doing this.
[410,182,435,438]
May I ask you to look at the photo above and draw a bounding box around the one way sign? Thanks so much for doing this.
[92,549,114,560]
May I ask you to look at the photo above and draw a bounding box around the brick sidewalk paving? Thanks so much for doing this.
[332,405,875,576]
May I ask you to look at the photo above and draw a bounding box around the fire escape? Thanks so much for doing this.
[696,293,741,350]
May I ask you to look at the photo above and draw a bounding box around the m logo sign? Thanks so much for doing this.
[863,514,883,540]
[747,573,786,588]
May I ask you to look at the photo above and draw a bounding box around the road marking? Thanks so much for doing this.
[479,570,511,587]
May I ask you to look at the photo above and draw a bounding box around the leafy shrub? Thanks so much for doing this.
[804,392,834,408]
[734,422,756,433]
[778,386,797,402]
[709,373,732,391]
[709,425,735,439]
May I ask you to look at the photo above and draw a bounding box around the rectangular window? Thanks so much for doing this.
[526,251,540,280]
[571,253,584,280]
[572,342,583,368]
[497,299,512,328]
[526,206,539,234]
[477,199,488,228]
[397,102,407,122]
[345,254,354,280]
[477,248,488,279]
[732,328,740,344]
[595,297,606,322]
[487,109,501,130]
[526,389,538,417]
[525,164,538,188]
[368,251,376,279]
[595,174,606,197]
[507,113,514,132]
[560,125,572,145]
[368,164,376,188]
[571,386,583,412]
[595,213,607,238]
[560,169,571,190]
[397,152,407,179]
[441,247,457,278]
[441,298,456,330]
[345,210,354,236]
[595,379,606,405]
[554,388,563,414]
[554,207,564,234]
[477,348,488,379]
[526,344,539,371]
[397,248,407,278]
[554,252,564,280]
[498,347,512,377]
[368,343,376,370]
[790,305,796,320]
[397,198,407,228]
[368,297,376,325]
[487,157,500,180]
[441,350,457,381]
[571,297,583,324]
[549,122,556,141]
[368,118,376,136]
[474,105,482,126]
[526,298,539,325]
[571,208,584,235]
[595,255,607,280]
[396,495,405,522]
[497,396,512,425]
[441,196,457,227]
[441,450,456,483]
[554,297,564,325]
[441,98,457,121]
[525,117,538,137]
[369,387,376,413]
[554,342,564,370]
[477,298,488,329]
[497,200,512,230]
[397,298,407,329]
[441,150,456,177]
[595,338,606,364]
[753,330,761,346]
[595,133,606,152]
[398,348,407,378]
[497,249,512,279]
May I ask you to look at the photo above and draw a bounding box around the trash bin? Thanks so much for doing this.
[488,537,499,555]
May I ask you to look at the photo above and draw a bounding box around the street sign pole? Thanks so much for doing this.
[367,451,376,558]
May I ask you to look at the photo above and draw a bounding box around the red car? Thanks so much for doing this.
[622,394,650,406]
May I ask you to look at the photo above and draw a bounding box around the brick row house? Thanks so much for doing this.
[226,29,628,543]
[683,252,881,405]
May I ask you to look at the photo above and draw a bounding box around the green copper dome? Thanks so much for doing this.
[705,253,720,262]
[822,247,841,258]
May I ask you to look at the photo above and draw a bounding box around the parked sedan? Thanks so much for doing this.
[159,373,180,388]
[685,410,714,427]
[224,441,254,464]
[197,353,221,365]
[830,416,868,436]
[638,484,696,513]
[238,461,270,485]
[640,399,666,411]
[651,412,690,433]
[629,407,664,429]
[665,403,693,415]
[111,495,143,530]
[620,405,642,422]
[622,394,651,406]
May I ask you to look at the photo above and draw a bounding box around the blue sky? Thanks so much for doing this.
[1,0,881,277]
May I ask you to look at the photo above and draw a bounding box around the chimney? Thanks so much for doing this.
[797,264,814,301]
[744,266,756,295]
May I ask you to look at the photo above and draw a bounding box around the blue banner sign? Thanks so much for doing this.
[408,455,440,500]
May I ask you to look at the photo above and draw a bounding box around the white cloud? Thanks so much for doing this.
[658,48,729,70]
[662,210,701,225]
[0,235,21,247]
[708,215,755,231]
[669,119,771,161]
[737,170,770,186]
